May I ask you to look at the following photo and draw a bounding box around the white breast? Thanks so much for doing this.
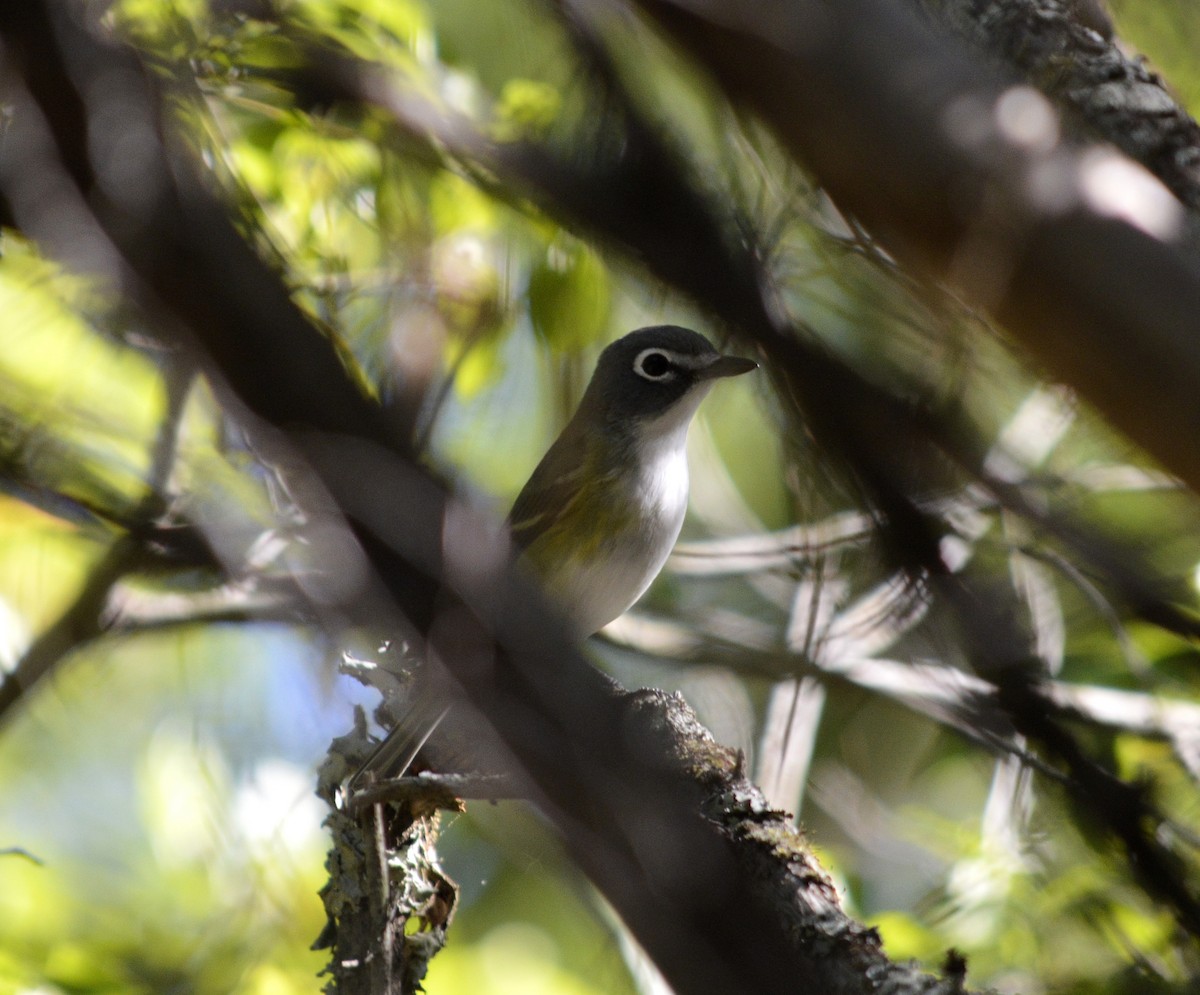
[547,391,707,636]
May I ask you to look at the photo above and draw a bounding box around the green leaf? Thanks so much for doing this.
[528,239,611,353]
[493,79,561,141]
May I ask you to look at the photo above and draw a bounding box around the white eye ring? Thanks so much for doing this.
[633,348,676,381]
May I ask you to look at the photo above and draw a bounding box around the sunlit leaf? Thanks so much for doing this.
[528,238,610,353]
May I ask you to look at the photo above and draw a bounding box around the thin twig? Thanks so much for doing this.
[0,359,195,726]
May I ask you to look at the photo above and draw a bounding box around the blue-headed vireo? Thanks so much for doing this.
[351,326,755,786]
[509,324,757,635]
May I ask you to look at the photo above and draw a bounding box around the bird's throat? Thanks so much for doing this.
[632,390,707,533]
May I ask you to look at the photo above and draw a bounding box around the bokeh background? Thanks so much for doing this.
[5,1,1200,992]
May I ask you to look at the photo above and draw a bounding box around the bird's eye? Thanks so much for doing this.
[635,350,674,380]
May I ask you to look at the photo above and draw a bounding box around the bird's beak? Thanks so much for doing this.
[696,354,758,381]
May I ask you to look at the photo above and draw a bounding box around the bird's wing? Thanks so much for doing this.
[507,450,591,552]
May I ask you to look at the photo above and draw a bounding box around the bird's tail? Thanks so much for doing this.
[347,696,451,794]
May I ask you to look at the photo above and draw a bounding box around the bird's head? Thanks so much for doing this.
[580,326,757,436]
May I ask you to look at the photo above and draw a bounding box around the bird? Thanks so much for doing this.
[508,325,757,636]
[351,325,756,788]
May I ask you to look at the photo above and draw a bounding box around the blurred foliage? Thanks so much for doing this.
[4,0,1200,993]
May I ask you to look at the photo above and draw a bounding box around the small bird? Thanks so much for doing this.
[352,326,755,787]
[509,325,757,636]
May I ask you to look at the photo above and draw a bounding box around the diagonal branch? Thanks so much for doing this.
[630,0,1200,499]
[0,358,194,725]
[923,0,1200,217]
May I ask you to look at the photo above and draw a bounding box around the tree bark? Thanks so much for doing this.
[923,0,1200,214]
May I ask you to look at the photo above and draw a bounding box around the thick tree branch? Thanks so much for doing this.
[631,0,1200,500]
[924,0,1200,214]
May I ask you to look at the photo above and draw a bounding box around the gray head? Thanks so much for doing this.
[579,326,757,429]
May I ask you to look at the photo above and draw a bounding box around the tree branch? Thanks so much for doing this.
[0,358,193,725]
[923,0,1200,215]
[630,0,1200,500]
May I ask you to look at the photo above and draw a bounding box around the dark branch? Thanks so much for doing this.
[925,0,1200,216]
[0,357,193,725]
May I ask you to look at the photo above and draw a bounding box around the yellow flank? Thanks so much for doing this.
[523,465,641,572]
